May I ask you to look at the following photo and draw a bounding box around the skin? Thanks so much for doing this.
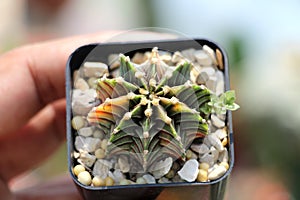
[0,31,176,200]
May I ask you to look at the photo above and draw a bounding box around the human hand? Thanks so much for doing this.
[0,32,121,200]
[0,31,175,200]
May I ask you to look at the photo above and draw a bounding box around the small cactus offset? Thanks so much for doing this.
[87,47,238,173]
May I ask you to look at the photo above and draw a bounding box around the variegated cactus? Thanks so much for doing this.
[87,48,212,172]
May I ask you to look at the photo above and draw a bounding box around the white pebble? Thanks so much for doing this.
[78,171,92,185]
[93,129,105,139]
[158,177,172,184]
[207,134,224,152]
[72,89,96,115]
[72,116,86,130]
[215,70,225,96]
[83,62,108,78]
[75,136,101,153]
[191,143,210,155]
[160,54,172,64]
[95,148,105,159]
[201,66,215,76]
[210,146,219,162]
[109,169,125,183]
[74,78,89,91]
[217,113,226,121]
[136,177,147,184]
[151,157,173,179]
[171,51,184,63]
[203,45,217,65]
[218,148,229,162]
[119,179,131,185]
[197,66,216,85]
[206,76,218,92]
[213,129,227,140]
[203,136,211,147]
[108,54,120,70]
[178,159,199,182]
[142,174,156,184]
[211,114,225,128]
[220,162,230,170]
[87,77,98,89]
[77,151,96,167]
[181,48,196,62]
[208,165,227,180]
[101,139,108,150]
[194,50,213,66]
[78,127,94,137]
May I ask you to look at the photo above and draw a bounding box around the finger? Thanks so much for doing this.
[14,175,82,200]
[0,99,66,182]
[0,31,117,136]
[0,179,12,200]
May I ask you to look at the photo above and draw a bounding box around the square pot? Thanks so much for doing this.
[66,38,234,200]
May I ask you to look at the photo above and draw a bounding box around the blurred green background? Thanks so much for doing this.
[2,0,300,199]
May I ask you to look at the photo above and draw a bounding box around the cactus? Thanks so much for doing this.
[88,48,216,172]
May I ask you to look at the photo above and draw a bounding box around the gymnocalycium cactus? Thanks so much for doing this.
[87,47,238,172]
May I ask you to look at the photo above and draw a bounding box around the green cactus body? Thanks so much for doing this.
[88,48,211,172]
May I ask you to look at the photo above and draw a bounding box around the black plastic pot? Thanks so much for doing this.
[66,38,234,200]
